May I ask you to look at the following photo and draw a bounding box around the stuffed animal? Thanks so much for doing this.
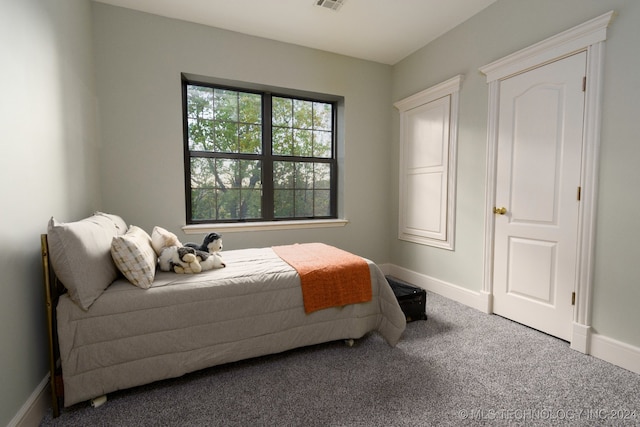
[151,226,198,273]
[152,226,224,274]
[185,232,225,268]
[158,246,202,274]
[151,226,182,255]
[194,249,225,270]
[185,232,223,254]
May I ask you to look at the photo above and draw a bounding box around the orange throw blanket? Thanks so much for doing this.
[272,243,372,314]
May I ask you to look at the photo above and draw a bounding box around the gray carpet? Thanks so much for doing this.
[40,291,640,426]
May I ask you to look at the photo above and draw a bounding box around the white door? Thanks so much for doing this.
[492,51,586,341]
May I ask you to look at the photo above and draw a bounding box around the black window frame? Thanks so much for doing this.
[181,75,339,224]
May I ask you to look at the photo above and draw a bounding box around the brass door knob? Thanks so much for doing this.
[493,207,507,215]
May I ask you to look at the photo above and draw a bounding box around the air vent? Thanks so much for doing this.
[315,0,346,11]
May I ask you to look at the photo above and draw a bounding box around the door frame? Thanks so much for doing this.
[479,11,616,353]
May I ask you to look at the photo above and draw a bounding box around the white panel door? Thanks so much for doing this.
[493,51,586,341]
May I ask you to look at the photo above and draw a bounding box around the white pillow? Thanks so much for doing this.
[111,226,157,289]
[47,213,127,310]
[93,211,128,235]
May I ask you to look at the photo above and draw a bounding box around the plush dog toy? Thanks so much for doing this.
[151,227,224,273]
[151,226,198,273]
[185,232,223,254]
[158,246,202,274]
[185,232,225,269]
[193,248,225,270]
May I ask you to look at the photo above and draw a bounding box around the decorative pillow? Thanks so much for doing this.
[151,226,182,256]
[111,226,157,289]
[47,213,128,311]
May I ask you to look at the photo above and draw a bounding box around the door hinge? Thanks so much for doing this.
[571,292,576,305]
[582,76,587,92]
[577,186,581,201]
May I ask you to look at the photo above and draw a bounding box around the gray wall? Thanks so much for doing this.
[390,0,640,348]
[91,3,393,262]
[0,0,100,424]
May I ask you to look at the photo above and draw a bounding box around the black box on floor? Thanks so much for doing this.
[386,276,427,322]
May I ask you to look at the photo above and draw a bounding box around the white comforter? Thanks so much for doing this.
[57,247,406,407]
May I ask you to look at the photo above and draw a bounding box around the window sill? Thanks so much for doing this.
[182,219,349,234]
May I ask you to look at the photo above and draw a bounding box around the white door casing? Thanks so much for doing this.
[492,52,586,341]
[480,11,615,351]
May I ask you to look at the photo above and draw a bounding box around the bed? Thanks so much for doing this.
[41,213,406,417]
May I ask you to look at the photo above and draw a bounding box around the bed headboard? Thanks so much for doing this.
[41,234,65,417]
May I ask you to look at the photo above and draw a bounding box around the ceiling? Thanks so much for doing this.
[93,0,497,65]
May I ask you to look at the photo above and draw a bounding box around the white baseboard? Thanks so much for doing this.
[590,333,640,375]
[8,375,49,427]
[382,263,640,376]
[570,322,591,354]
[383,264,491,313]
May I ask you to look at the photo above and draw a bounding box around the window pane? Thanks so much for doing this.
[191,188,217,221]
[274,189,294,218]
[314,163,331,189]
[239,159,262,189]
[295,163,314,217]
[272,97,292,127]
[313,131,331,158]
[238,92,261,124]
[217,189,240,220]
[187,86,215,151]
[190,158,262,221]
[188,118,213,151]
[313,102,332,130]
[293,129,313,157]
[215,158,237,189]
[314,190,331,216]
[272,128,292,156]
[190,157,217,220]
[214,89,238,122]
[187,86,213,119]
[273,161,294,189]
[190,157,215,188]
[214,121,238,153]
[294,189,314,217]
[294,162,314,189]
[293,99,313,129]
[239,123,261,154]
[241,189,262,219]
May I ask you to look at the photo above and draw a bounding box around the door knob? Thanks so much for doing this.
[493,207,507,215]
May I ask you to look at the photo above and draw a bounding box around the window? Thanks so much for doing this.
[182,77,338,224]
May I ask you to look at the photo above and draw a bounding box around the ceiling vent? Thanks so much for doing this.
[314,0,346,12]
